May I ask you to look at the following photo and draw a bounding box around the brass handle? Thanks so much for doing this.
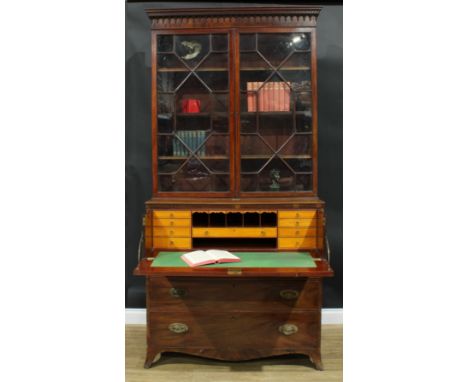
[280,289,299,300]
[295,221,300,226]
[169,213,174,218]
[169,240,174,245]
[261,230,266,236]
[169,230,174,235]
[204,231,209,236]
[170,221,174,226]
[295,213,300,218]
[169,323,188,334]
[278,324,298,336]
[170,288,186,298]
[295,230,300,236]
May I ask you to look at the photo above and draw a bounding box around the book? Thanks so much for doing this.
[247,82,253,112]
[181,249,241,267]
[279,82,284,111]
[259,82,265,112]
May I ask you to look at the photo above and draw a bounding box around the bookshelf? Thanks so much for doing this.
[134,6,333,372]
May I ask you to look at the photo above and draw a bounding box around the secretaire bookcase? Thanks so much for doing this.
[133,6,334,370]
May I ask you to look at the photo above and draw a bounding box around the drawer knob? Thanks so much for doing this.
[261,231,266,236]
[278,324,298,336]
[280,289,299,300]
[169,288,186,298]
[295,221,300,226]
[169,230,174,235]
[170,221,174,226]
[204,231,209,236]
[295,213,300,218]
[168,323,188,334]
[295,230,300,236]
[169,213,174,218]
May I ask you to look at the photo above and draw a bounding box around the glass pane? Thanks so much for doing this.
[157,35,173,52]
[212,34,228,51]
[175,35,209,68]
[156,33,231,193]
[239,32,313,193]
[240,34,256,51]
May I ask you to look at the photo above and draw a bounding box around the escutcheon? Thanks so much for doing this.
[169,323,189,334]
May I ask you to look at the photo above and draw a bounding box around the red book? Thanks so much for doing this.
[181,250,241,267]
[259,82,265,112]
[247,82,254,112]
[284,82,291,111]
[279,82,285,111]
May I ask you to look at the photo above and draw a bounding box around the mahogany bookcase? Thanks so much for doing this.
[133,6,334,370]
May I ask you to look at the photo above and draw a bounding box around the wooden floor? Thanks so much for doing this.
[126,324,342,382]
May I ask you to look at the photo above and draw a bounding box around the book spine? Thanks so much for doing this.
[279,82,284,112]
[285,82,291,112]
[247,82,252,112]
[259,82,264,112]
[274,82,279,112]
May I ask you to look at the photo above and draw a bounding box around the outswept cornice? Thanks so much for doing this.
[145,7,322,29]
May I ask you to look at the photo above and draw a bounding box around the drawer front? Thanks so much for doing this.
[153,218,191,227]
[278,227,320,237]
[149,311,320,349]
[148,277,320,311]
[278,237,320,249]
[154,227,191,237]
[278,210,317,219]
[153,210,191,219]
[278,218,317,228]
[154,237,191,249]
[192,227,277,238]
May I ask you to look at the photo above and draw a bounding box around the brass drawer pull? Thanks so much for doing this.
[168,323,188,334]
[260,230,266,236]
[169,288,186,298]
[278,324,298,336]
[280,289,299,300]
[169,213,174,218]
[204,231,209,236]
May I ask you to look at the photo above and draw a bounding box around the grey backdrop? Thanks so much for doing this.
[125,1,343,308]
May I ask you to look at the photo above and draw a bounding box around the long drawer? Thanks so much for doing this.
[153,238,191,249]
[278,218,317,228]
[192,227,277,238]
[278,227,320,237]
[278,237,321,249]
[154,227,191,237]
[278,210,317,219]
[153,210,191,219]
[148,311,320,349]
[148,277,321,311]
[153,218,191,227]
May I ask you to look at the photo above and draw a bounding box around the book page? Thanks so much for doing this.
[182,250,215,264]
[205,249,239,261]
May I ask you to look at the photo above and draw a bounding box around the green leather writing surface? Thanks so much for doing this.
[151,251,317,268]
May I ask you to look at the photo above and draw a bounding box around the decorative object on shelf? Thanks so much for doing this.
[269,168,281,191]
[182,99,201,113]
[180,41,202,60]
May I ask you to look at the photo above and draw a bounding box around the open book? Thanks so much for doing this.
[181,250,240,268]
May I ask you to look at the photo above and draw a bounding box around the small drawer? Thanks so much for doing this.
[154,227,191,237]
[278,237,319,249]
[192,227,277,238]
[278,227,319,237]
[153,218,191,227]
[153,210,191,219]
[155,237,191,249]
[278,210,317,219]
[278,218,316,228]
